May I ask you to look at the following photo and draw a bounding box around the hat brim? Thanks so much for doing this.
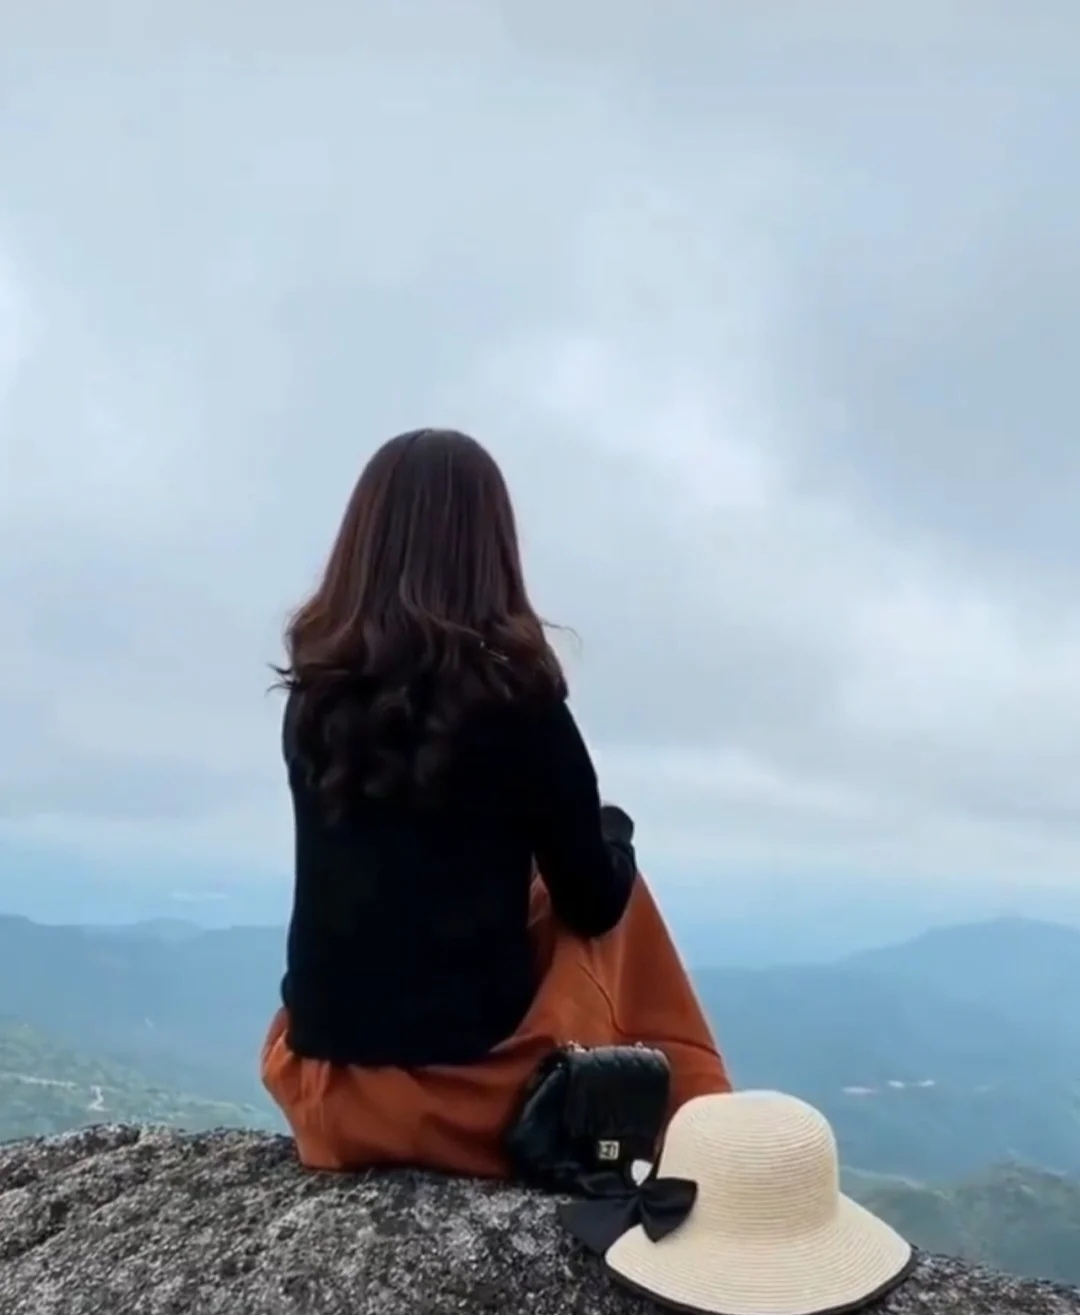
[605,1193,915,1315]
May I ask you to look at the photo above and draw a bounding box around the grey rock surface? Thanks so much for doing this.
[2,1124,1080,1315]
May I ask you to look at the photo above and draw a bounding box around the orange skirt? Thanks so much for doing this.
[261,874,731,1177]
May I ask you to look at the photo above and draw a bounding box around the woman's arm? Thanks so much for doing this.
[526,698,638,937]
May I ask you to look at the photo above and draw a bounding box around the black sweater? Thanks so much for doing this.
[280,692,637,1068]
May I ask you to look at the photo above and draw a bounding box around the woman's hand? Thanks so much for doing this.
[599,802,635,845]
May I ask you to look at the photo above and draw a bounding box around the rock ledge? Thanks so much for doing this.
[2,1125,1080,1315]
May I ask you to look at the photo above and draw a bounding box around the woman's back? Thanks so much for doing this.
[274,430,636,1067]
[283,686,636,1066]
[264,427,729,1176]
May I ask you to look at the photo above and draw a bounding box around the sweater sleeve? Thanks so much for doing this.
[525,698,638,937]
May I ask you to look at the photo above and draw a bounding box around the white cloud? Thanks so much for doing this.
[2,3,1080,901]
[474,267,1080,884]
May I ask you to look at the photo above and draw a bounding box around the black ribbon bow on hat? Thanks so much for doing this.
[556,1170,698,1256]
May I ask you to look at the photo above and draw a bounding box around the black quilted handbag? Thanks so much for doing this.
[504,1042,671,1193]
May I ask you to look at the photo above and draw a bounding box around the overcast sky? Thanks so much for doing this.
[1,2,1079,900]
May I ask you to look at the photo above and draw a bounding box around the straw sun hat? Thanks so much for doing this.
[559,1090,915,1315]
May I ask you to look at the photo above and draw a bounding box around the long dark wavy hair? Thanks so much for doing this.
[274,428,567,817]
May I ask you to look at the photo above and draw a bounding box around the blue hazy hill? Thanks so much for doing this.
[1,910,1079,1181]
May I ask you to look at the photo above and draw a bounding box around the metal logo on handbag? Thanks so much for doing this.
[504,1041,672,1193]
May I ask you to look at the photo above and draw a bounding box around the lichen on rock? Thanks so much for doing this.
[2,1124,1080,1315]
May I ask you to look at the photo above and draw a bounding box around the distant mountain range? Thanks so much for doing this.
[8,833,1080,963]
[696,922,1080,1180]
[2,910,1080,1282]
[1,912,1078,1179]
[0,913,282,1107]
[0,1019,276,1141]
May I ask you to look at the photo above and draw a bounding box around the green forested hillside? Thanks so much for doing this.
[692,921,1080,1181]
[4,914,1080,1180]
[0,913,280,1107]
[0,1020,278,1142]
[844,1163,1080,1286]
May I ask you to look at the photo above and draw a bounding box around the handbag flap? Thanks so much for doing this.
[562,1045,671,1142]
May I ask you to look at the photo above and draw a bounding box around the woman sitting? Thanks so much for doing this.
[262,427,730,1176]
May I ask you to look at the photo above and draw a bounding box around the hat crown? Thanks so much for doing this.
[657,1091,840,1238]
